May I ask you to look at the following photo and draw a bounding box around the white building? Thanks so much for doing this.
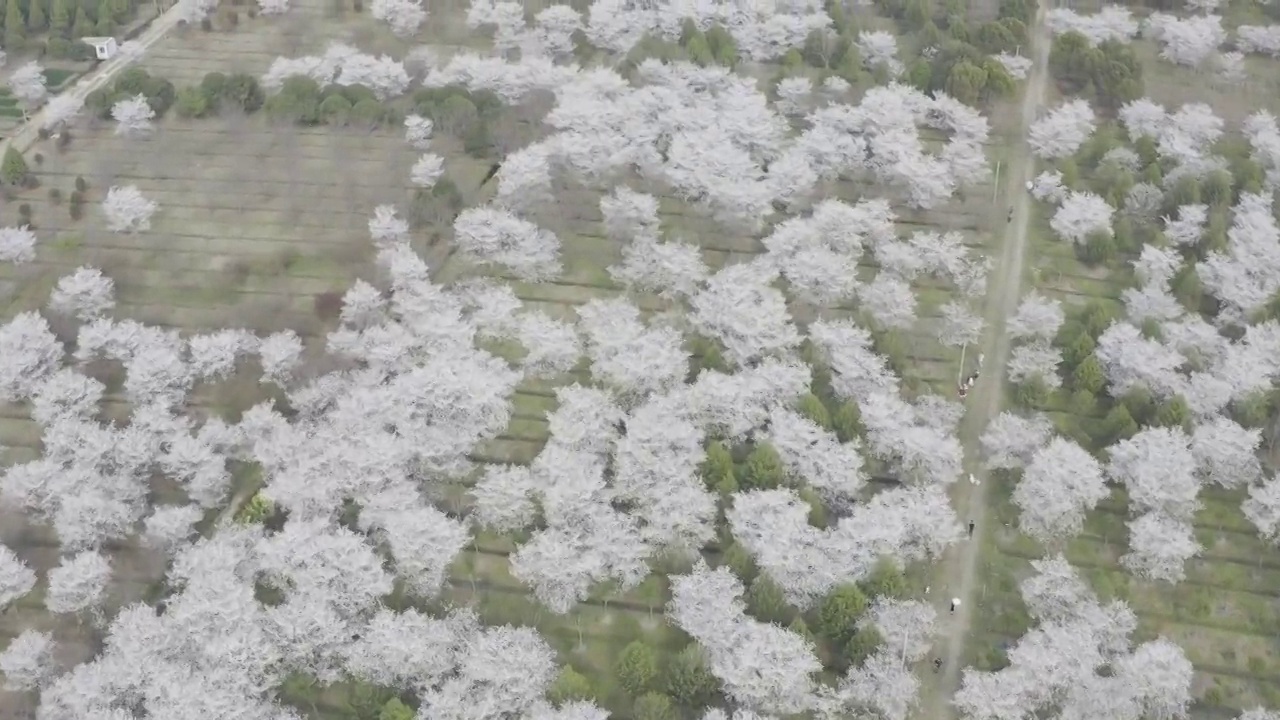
[80,37,119,61]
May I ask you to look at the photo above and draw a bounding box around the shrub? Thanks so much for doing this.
[48,188,62,204]
[18,203,33,218]
[313,291,344,320]
[85,87,117,119]
[200,17,213,31]
[350,97,384,127]
[353,0,363,10]
[68,189,85,213]
[319,94,352,125]
[75,176,88,193]
[32,153,44,166]
[21,175,40,190]
[221,73,265,113]
[57,131,73,151]
[234,493,274,524]
[175,86,211,118]
[266,76,323,125]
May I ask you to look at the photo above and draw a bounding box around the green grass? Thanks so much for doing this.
[42,68,76,89]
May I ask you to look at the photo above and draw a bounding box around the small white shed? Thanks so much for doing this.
[80,36,119,61]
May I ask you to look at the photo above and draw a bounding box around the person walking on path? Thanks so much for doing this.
[968,521,975,537]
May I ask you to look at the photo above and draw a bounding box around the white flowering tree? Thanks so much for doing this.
[0,629,56,691]
[1050,192,1114,244]
[102,186,158,233]
[980,412,1053,470]
[45,551,112,616]
[1013,438,1109,544]
[371,0,427,37]
[48,267,116,321]
[1028,100,1097,159]
[8,61,47,117]
[410,153,445,188]
[111,94,155,138]
[41,94,84,132]
[0,544,37,610]
[453,206,561,280]
[0,225,37,264]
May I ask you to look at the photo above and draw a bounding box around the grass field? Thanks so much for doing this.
[965,28,1280,718]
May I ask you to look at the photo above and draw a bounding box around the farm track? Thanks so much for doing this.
[918,3,1052,720]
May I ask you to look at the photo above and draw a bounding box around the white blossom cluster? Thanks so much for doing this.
[1144,12,1226,68]
[1046,6,1139,45]
[583,0,831,60]
[1237,25,1280,58]
[262,42,411,100]
[956,556,1194,720]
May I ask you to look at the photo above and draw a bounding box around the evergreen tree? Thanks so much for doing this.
[615,642,659,698]
[71,4,91,37]
[4,0,25,49]
[1154,396,1190,429]
[699,441,736,494]
[842,625,882,667]
[862,558,907,598]
[94,0,111,34]
[27,0,47,32]
[378,699,414,720]
[720,542,757,584]
[944,60,987,105]
[685,31,712,66]
[740,443,785,490]
[664,646,718,707]
[633,693,676,720]
[746,575,790,624]
[816,584,868,647]
[705,24,737,67]
[1072,355,1105,394]
[833,401,863,443]
[1,147,28,185]
[797,393,832,429]
[50,0,71,34]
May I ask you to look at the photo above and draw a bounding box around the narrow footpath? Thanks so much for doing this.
[916,3,1052,718]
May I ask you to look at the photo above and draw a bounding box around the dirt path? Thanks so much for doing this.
[916,5,1052,720]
